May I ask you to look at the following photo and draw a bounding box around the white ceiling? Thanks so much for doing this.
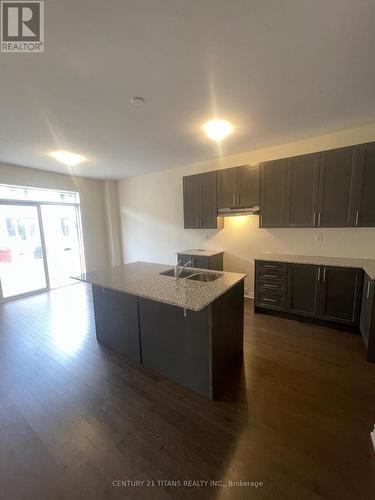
[1,0,375,179]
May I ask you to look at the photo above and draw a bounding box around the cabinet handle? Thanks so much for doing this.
[367,281,371,299]
[313,212,316,226]
[196,217,199,228]
[263,284,277,288]
[318,213,321,226]
[264,298,277,303]
[264,264,278,269]
[263,274,278,278]
[323,268,326,282]
[355,210,359,226]
[317,268,321,281]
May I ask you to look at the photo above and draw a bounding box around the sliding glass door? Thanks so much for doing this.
[0,185,85,301]
[41,204,84,288]
[0,204,48,299]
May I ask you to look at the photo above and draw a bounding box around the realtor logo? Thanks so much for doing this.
[1,1,44,52]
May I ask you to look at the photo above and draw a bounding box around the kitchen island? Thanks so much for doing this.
[74,262,246,398]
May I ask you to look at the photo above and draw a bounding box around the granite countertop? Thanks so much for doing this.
[178,249,224,257]
[255,254,375,279]
[74,261,246,312]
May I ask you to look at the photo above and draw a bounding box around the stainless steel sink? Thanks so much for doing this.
[159,268,222,282]
[160,268,192,278]
[186,272,222,282]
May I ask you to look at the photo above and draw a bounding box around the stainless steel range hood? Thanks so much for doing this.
[217,206,260,216]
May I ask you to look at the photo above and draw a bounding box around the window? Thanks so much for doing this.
[0,184,80,204]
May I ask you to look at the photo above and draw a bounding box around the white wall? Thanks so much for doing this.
[119,123,375,296]
[0,163,110,272]
[104,180,123,267]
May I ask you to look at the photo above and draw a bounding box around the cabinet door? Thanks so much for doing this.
[177,254,193,267]
[360,273,373,346]
[354,142,375,227]
[287,264,320,316]
[217,167,237,208]
[259,160,287,227]
[319,266,363,325]
[237,165,259,208]
[317,147,356,227]
[92,285,141,362]
[285,154,319,227]
[183,174,201,229]
[192,256,209,269]
[200,171,218,229]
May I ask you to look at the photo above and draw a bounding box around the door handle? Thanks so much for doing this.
[367,280,371,299]
[355,210,359,226]
[322,268,326,282]
[317,267,321,281]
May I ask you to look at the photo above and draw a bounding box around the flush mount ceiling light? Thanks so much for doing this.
[202,119,234,142]
[130,96,145,106]
[49,150,87,166]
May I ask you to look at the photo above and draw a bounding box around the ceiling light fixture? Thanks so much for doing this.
[130,96,145,106]
[49,150,87,166]
[202,119,234,142]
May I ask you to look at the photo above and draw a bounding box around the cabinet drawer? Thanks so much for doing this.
[258,280,285,293]
[257,261,287,279]
[256,292,286,311]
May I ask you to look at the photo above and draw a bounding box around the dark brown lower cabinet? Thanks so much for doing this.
[256,260,366,337]
[287,264,320,317]
[360,273,375,362]
[319,266,363,325]
[177,252,223,271]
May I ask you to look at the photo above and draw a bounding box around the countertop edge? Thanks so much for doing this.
[254,255,375,280]
[74,274,247,312]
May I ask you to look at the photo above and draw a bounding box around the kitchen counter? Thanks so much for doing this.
[255,254,375,279]
[178,249,223,257]
[74,261,246,398]
[74,261,246,312]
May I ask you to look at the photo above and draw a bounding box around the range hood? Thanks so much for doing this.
[218,206,260,216]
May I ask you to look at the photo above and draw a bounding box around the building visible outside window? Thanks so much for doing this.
[6,218,16,236]
[61,217,70,236]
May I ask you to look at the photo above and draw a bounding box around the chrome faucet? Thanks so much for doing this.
[175,256,193,283]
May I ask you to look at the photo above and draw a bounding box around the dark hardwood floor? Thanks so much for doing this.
[0,283,374,500]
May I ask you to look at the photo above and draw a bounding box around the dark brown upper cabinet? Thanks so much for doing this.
[183,171,218,229]
[285,154,320,227]
[259,145,369,228]
[217,165,259,209]
[317,146,357,227]
[259,159,287,227]
[353,142,375,227]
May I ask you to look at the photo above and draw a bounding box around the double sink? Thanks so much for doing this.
[160,268,222,282]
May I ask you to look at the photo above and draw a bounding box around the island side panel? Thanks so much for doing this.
[138,298,211,398]
[92,285,141,362]
[209,280,245,397]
